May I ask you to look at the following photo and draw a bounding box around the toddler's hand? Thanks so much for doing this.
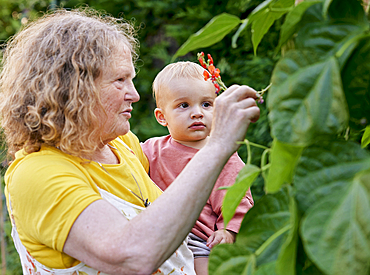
[206,229,236,249]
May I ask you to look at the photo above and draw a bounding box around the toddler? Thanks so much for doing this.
[141,61,254,275]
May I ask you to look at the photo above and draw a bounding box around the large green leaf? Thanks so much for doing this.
[294,0,368,68]
[268,52,348,145]
[295,21,367,66]
[172,13,241,60]
[302,264,325,275]
[248,0,295,54]
[210,187,293,273]
[254,261,277,275]
[294,141,370,212]
[324,0,368,27]
[238,187,292,265]
[276,0,321,52]
[341,37,370,129]
[276,196,299,275]
[266,139,304,193]
[299,1,324,23]
[301,169,370,275]
[208,243,254,275]
[222,164,260,227]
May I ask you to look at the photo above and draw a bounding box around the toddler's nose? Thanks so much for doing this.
[191,107,204,119]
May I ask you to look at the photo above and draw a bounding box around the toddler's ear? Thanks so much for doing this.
[154,108,168,127]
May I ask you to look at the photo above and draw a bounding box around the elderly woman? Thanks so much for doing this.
[0,8,260,275]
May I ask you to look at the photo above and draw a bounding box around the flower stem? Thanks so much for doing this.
[247,140,269,150]
[245,139,252,165]
[257,83,272,97]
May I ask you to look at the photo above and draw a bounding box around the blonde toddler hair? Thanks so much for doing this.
[152,61,210,108]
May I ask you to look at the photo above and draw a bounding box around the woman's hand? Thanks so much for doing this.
[209,85,260,154]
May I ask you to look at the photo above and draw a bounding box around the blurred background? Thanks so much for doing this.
[0,0,277,272]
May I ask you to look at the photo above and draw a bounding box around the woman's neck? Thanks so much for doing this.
[90,144,119,164]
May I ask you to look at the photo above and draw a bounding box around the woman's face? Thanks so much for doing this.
[96,45,140,144]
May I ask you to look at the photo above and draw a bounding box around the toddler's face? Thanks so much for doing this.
[158,78,216,144]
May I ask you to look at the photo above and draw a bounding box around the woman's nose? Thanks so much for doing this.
[125,81,140,102]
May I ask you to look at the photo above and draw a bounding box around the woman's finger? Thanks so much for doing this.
[219,84,258,101]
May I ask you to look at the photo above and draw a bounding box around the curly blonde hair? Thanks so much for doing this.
[0,8,139,158]
[153,61,210,108]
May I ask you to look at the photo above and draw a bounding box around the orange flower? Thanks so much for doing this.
[197,52,227,95]
[214,68,220,78]
[199,56,207,69]
[203,70,210,81]
[208,64,215,75]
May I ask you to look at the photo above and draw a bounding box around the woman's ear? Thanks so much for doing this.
[154,108,168,127]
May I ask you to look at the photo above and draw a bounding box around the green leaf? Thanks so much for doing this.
[222,164,261,227]
[342,37,370,129]
[302,264,325,275]
[268,52,349,145]
[276,196,299,275]
[172,13,241,60]
[237,187,292,265]
[276,1,321,52]
[322,0,333,17]
[295,21,367,65]
[294,140,370,212]
[248,0,295,54]
[208,243,254,275]
[362,126,370,148]
[242,254,257,275]
[255,261,277,275]
[211,188,296,273]
[265,139,304,193]
[324,0,368,27]
[301,169,370,275]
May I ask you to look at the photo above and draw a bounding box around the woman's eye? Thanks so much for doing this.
[179,103,189,108]
[117,78,124,82]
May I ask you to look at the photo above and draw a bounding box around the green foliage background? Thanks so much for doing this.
[175,0,370,274]
[0,0,277,272]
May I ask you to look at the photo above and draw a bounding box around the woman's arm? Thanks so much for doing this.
[63,85,260,274]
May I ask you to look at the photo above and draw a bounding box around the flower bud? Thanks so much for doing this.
[207,54,214,65]
[214,83,220,94]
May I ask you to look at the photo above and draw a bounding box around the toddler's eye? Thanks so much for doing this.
[179,103,189,108]
[202,102,212,108]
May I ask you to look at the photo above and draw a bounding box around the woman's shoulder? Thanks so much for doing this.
[6,145,88,187]
[15,144,81,165]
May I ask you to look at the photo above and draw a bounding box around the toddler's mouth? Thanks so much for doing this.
[189,122,205,130]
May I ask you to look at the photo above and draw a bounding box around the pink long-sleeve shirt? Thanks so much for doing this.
[141,135,254,241]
